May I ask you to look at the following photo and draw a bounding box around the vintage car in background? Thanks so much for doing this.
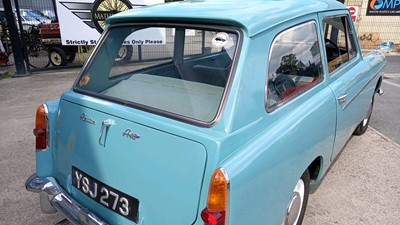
[0,8,51,32]
[26,0,386,224]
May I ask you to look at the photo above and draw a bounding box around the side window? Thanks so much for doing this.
[323,15,357,73]
[266,21,323,112]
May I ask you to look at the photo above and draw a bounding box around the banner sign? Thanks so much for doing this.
[366,0,400,16]
[56,0,164,45]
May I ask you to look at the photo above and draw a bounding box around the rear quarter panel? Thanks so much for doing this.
[222,88,336,225]
[216,15,337,224]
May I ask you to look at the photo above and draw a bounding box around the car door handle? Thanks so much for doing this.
[338,94,348,105]
[99,119,115,147]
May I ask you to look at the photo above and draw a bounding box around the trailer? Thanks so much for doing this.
[40,22,77,66]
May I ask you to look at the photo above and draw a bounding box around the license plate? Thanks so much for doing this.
[72,166,139,223]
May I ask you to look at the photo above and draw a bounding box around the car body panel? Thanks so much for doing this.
[26,1,386,225]
[54,93,208,224]
[218,14,338,224]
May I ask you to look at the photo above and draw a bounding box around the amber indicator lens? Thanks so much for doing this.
[202,168,229,225]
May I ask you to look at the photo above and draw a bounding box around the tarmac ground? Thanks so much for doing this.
[0,68,399,224]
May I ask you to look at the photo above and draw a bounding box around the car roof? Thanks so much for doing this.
[107,0,347,36]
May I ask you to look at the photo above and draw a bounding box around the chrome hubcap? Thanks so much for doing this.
[284,179,305,225]
[116,46,127,61]
[51,52,61,65]
[362,117,369,127]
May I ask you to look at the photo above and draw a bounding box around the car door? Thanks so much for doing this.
[265,19,337,169]
[318,11,373,160]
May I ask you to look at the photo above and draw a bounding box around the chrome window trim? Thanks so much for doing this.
[265,20,324,113]
[323,14,359,75]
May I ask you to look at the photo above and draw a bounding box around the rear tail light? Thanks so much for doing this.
[201,209,225,225]
[201,168,229,225]
[33,104,48,150]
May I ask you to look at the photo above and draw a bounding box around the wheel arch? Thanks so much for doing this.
[375,76,383,93]
[308,156,323,182]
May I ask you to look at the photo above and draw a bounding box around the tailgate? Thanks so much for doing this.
[54,99,207,225]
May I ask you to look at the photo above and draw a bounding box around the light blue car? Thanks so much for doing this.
[26,0,386,225]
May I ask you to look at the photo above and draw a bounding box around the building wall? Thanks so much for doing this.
[345,0,400,50]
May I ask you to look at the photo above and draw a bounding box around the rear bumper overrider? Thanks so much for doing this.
[25,173,108,225]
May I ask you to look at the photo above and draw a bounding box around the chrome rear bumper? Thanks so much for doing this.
[25,173,108,225]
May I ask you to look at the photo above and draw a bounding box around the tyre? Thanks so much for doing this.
[27,45,50,69]
[49,47,67,67]
[283,170,310,225]
[67,52,76,63]
[353,95,374,136]
[115,45,133,63]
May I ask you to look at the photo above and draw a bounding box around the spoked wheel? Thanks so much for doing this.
[92,0,132,33]
[353,94,374,135]
[283,170,310,225]
[49,47,67,67]
[28,45,50,69]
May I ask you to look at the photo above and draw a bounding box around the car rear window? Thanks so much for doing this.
[75,24,240,124]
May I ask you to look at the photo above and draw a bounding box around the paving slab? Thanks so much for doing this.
[304,128,400,225]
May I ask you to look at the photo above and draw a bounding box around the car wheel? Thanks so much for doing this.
[115,45,133,63]
[49,47,67,67]
[67,52,76,63]
[283,170,310,225]
[353,95,374,136]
